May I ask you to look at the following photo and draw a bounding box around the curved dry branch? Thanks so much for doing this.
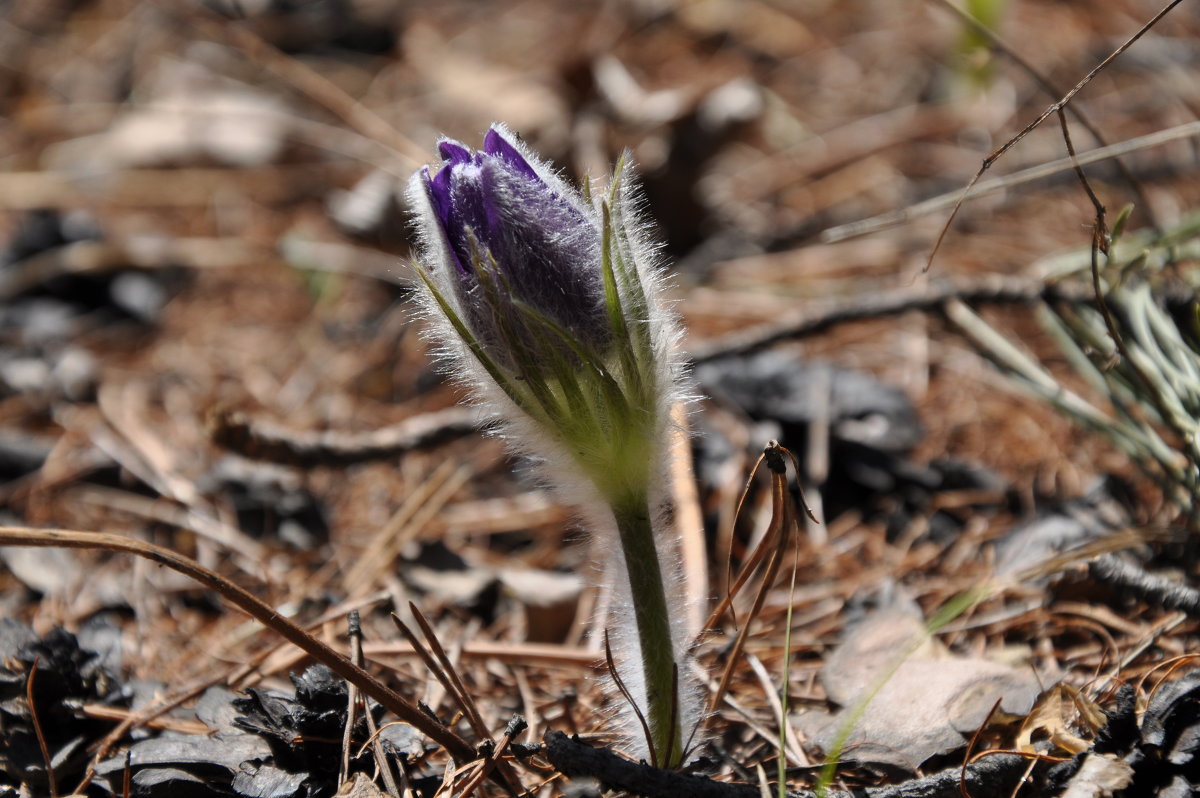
[0,525,477,766]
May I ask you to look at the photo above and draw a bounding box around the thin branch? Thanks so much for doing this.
[395,606,489,742]
[454,715,529,797]
[1089,555,1200,614]
[604,631,658,769]
[27,660,58,798]
[821,120,1200,244]
[0,525,477,766]
[689,275,1093,363]
[348,612,402,798]
[924,0,1185,270]
[926,0,1160,232]
[210,406,477,466]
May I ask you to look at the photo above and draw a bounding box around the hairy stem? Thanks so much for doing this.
[611,494,682,767]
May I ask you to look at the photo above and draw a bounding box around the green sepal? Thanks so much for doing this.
[600,202,643,399]
[606,163,656,401]
[468,239,565,427]
[413,263,526,410]
[1110,204,1135,245]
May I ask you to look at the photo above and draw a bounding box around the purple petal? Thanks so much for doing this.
[437,139,474,167]
[422,166,466,274]
[424,166,453,228]
[473,159,606,341]
[448,163,497,256]
[483,128,539,181]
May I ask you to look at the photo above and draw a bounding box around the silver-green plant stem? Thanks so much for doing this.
[610,492,682,767]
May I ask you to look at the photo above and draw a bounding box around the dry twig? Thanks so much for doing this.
[0,525,478,766]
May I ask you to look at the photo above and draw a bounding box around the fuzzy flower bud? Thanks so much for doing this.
[421,129,610,365]
[408,124,700,767]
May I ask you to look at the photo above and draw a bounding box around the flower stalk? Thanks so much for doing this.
[610,493,683,764]
[407,124,699,766]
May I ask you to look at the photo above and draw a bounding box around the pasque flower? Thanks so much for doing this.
[409,124,700,766]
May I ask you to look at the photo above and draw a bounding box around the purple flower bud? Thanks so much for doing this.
[416,126,610,367]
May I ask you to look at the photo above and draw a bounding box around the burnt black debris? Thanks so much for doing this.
[1136,670,1200,790]
[1088,554,1200,615]
[96,668,417,798]
[93,686,271,798]
[1044,673,1200,797]
[202,457,331,548]
[0,209,185,405]
[1,209,101,267]
[695,350,1007,540]
[229,664,403,798]
[696,351,923,455]
[0,618,129,796]
[232,665,361,775]
[203,0,401,54]
[992,475,1135,580]
[0,209,158,326]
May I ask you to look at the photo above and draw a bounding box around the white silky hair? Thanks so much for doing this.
[406,123,704,761]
